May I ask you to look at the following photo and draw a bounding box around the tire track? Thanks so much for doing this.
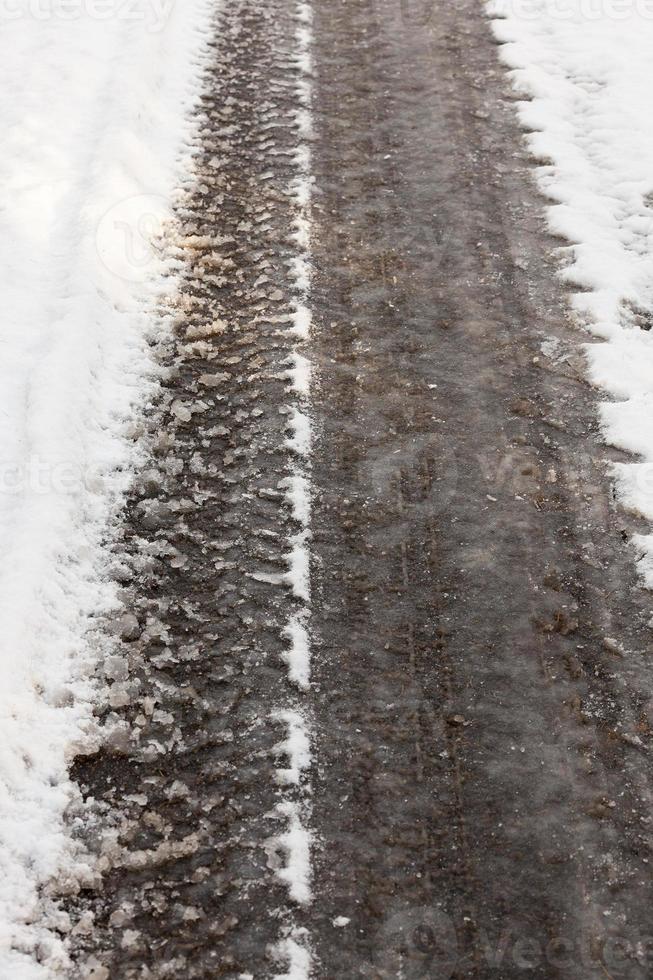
[65,0,653,977]
[68,1,314,976]
[306,0,653,977]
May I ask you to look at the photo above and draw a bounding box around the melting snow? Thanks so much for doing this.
[487,0,653,588]
[0,1,212,973]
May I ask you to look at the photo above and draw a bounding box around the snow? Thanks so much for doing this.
[274,801,313,906]
[0,1,211,973]
[291,303,312,340]
[282,614,311,691]
[288,350,312,396]
[273,932,313,980]
[485,0,653,586]
[271,3,315,976]
[282,473,312,527]
[287,406,312,456]
[286,534,311,602]
[272,709,312,787]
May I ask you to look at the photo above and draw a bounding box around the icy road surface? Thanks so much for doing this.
[1,0,653,976]
[67,0,653,977]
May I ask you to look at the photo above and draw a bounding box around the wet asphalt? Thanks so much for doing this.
[68,0,653,977]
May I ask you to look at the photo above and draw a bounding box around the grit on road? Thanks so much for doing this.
[69,0,653,977]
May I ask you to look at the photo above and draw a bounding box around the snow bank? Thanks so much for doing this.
[0,1,212,973]
[486,0,653,585]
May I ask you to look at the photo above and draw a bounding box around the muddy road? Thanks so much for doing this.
[70,0,653,977]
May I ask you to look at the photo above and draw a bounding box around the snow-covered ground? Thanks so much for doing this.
[486,0,653,587]
[0,2,211,974]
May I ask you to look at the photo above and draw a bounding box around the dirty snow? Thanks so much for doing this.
[271,3,315,977]
[273,709,312,786]
[0,1,211,973]
[282,614,311,691]
[274,801,313,906]
[273,932,313,980]
[486,0,653,586]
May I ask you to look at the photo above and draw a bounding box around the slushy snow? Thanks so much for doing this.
[0,1,211,974]
[486,0,653,586]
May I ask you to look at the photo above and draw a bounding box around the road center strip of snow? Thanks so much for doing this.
[486,0,653,591]
[0,3,212,975]
[271,2,315,976]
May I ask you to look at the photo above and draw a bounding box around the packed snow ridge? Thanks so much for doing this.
[271,3,316,978]
[0,2,212,975]
[486,0,653,589]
